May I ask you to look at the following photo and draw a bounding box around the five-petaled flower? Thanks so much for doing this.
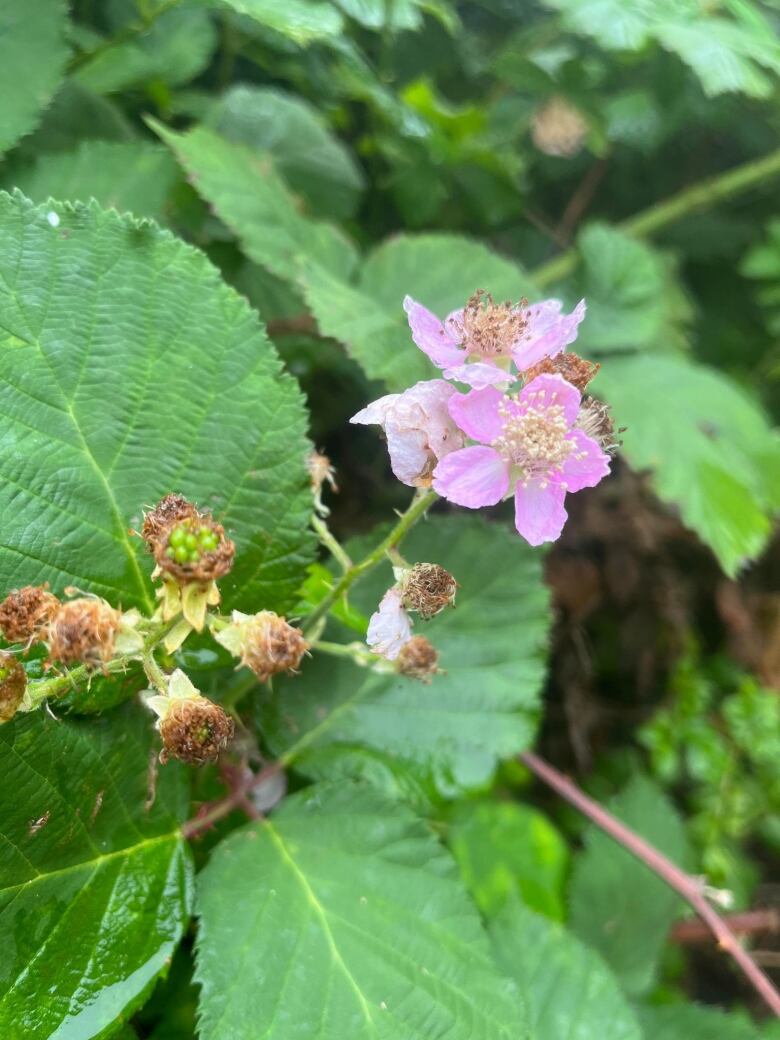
[433,374,610,545]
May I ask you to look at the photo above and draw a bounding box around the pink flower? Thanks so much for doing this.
[367,588,412,660]
[404,292,586,389]
[350,379,464,487]
[433,374,610,545]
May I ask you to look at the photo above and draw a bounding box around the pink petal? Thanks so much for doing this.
[561,429,611,492]
[514,480,568,546]
[367,588,413,660]
[518,373,581,426]
[512,298,586,369]
[404,296,464,368]
[448,386,505,444]
[441,361,516,389]
[350,392,400,426]
[433,445,509,507]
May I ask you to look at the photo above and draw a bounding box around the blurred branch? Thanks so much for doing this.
[671,909,780,945]
[555,157,610,245]
[520,750,780,1018]
[533,147,780,288]
[266,314,318,338]
[66,0,182,73]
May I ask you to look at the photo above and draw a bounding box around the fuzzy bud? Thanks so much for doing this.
[0,652,26,722]
[215,610,308,682]
[399,563,457,620]
[142,494,235,586]
[45,597,141,668]
[531,97,587,158]
[523,352,600,393]
[396,636,439,682]
[0,585,60,644]
[147,669,234,766]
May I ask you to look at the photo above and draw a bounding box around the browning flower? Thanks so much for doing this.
[215,610,309,682]
[400,563,457,619]
[307,451,338,516]
[141,493,197,543]
[0,585,60,644]
[575,397,622,454]
[46,597,124,667]
[523,351,600,393]
[147,669,234,766]
[0,652,26,722]
[396,636,439,681]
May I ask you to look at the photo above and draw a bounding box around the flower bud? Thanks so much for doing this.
[0,585,60,644]
[531,97,587,158]
[215,610,309,682]
[396,636,439,682]
[0,652,26,722]
[399,563,457,620]
[147,669,234,766]
[45,597,141,667]
[522,351,600,392]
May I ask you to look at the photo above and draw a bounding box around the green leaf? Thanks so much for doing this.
[595,354,780,576]
[0,191,315,616]
[636,1002,762,1040]
[206,85,365,219]
[17,82,135,156]
[741,217,780,335]
[568,774,693,997]
[261,513,551,796]
[0,0,69,154]
[6,141,179,222]
[0,703,193,1039]
[489,900,642,1040]
[195,782,525,1039]
[215,0,344,42]
[152,121,358,285]
[302,233,538,392]
[449,800,569,921]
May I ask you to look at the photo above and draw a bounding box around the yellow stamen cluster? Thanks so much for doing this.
[492,398,574,486]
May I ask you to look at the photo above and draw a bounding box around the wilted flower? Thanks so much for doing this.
[396,636,439,681]
[531,97,588,158]
[0,585,60,645]
[399,563,457,619]
[351,379,464,487]
[307,451,338,516]
[367,588,413,660]
[523,351,600,392]
[45,596,142,667]
[0,652,26,723]
[434,374,610,545]
[214,610,308,682]
[146,669,234,766]
[404,292,586,388]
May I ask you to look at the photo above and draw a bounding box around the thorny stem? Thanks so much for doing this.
[533,147,780,288]
[311,514,353,573]
[181,762,282,838]
[141,650,169,694]
[302,488,438,634]
[66,0,182,73]
[520,750,780,1018]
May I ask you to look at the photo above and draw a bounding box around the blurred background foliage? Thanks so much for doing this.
[3,0,780,1032]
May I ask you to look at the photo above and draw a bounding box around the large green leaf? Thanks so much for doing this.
[18,82,135,156]
[489,900,642,1040]
[449,800,569,921]
[0,191,315,616]
[195,782,525,1039]
[0,0,69,154]
[0,704,193,1039]
[636,1003,762,1040]
[206,85,365,219]
[6,141,179,222]
[302,233,538,391]
[568,775,693,997]
[261,513,551,796]
[216,0,344,42]
[153,121,358,286]
[596,354,780,576]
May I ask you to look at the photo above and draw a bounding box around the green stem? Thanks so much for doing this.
[66,0,182,73]
[311,514,353,573]
[141,649,168,694]
[313,640,383,668]
[302,488,438,634]
[532,147,780,288]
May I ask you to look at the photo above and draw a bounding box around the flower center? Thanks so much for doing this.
[450,290,528,359]
[492,401,573,482]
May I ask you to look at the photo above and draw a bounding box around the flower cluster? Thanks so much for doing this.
[352,291,615,546]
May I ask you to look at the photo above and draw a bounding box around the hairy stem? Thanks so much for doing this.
[313,639,384,668]
[311,515,353,573]
[302,488,438,634]
[520,751,780,1018]
[533,147,780,288]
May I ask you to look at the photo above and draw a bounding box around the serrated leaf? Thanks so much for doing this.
[0,191,315,618]
[261,513,551,797]
[6,140,179,221]
[153,121,358,285]
[216,0,344,42]
[0,0,69,154]
[595,354,780,576]
[195,782,525,1040]
[302,233,538,392]
[449,800,569,921]
[206,85,365,219]
[569,774,693,997]
[489,900,642,1040]
[18,82,135,157]
[0,704,193,1040]
[636,1002,762,1040]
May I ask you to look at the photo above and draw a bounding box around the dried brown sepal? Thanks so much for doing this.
[401,563,458,620]
[0,585,60,644]
[307,451,338,495]
[0,652,26,722]
[141,493,198,543]
[396,636,439,682]
[576,397,622,454]
[46,598,122,667]
[159,697,234,766]
[143,495,235,585]
[241,612,309,682]
[523,352,600,392]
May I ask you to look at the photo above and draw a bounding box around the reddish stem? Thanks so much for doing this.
[520,751,780,1018]
[671,910,780,945]
[181,762,282,838]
